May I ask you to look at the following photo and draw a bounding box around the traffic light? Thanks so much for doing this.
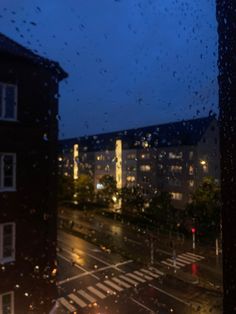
[191,227,196,234]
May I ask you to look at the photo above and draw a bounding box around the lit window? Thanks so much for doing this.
[0,83,17,121]
[170,165,182,173]
[142,141,149,148]
[189,151,194,160]
[126,166,136,171]
[140,165,151,172]
[96,183,104,190]
[96,154,105,161]
[169,152,183,159]
[189,165,194,175]
[171,192,183,200]
[0,291,14,314]
[96,165,102,170]
[189,180,194,187]
[0,154,16,191]
[0,223,15,264]
[140,153,150,159]
[127,153,136,160]
[126,176,135,182]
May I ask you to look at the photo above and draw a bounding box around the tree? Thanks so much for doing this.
[74,174,95,205]
[148,191,175,227]
[58,174,74,202]
[186,176,221,237]
[96,175,117,207]
[120,186,145,213]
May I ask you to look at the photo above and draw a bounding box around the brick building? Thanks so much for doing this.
[0,33,67,313]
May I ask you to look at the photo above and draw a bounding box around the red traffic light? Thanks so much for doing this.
[191,228,196,234]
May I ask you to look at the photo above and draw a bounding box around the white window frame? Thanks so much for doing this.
[0,222,16,264]
[0,291,14,314]
[0,83,17,121]
[0,153,16,191]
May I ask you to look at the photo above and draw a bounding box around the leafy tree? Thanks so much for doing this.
[74,174,95,205]
[96,175,117,206]
[148,191,175,227]
[120,186,145,213]
[58,174,74,202]
[186,176,221,237]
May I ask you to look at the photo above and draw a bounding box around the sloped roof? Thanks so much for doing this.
[0,33,67,80]
[60,116,217,152]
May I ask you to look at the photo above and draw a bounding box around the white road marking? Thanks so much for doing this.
[127,273,146,283]
[149,284,191,306]
[68,293,87,308]
[57,260,132,285]
[140,268,159,278]
[185,252,205,259]
[130,298,155,313]
[178,255,197,263]
[87,286,106,299]
[149,266,164,276]
[77,289,96,303]
[166,258,186,267]
[104,280,123,292]
[119,275,138,285]
[134,270,152,280]
[161,260,180,269]
[181,253,201,261]
[58,253,99,280]
[176,256,191,264]
[112,277,131,288]
[58,297,76,312]
[96,282,115,295]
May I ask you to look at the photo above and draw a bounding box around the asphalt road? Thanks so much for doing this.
[54,208,223,314]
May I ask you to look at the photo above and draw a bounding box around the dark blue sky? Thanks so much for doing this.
[1,0,218,139]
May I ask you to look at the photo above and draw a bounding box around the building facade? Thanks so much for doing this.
[0,33,67,313]
[59,116,220,209]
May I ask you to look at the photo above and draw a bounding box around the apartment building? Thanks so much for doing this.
[59,116,220,209]
[0,33,67,313]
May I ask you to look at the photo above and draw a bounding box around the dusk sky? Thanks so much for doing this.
[0,0,218,139]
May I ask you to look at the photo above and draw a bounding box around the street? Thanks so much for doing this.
[55,208,222,313]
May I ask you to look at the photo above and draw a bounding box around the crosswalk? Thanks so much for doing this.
[161,251,204,270]
[57,266,163,313]
[57,252,205,313]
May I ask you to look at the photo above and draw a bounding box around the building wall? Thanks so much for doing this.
[0,54,60,313]
[60,118,220,210]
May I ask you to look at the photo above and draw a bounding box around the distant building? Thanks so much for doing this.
[59,116,220,209]
[0,33,67,313]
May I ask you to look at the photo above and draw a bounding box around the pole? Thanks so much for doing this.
[173,249,177,272]
[150,236,154,265]
[216,238,219,256]
[192,232,195,250]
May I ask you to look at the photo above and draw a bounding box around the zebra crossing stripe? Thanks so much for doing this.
[140,268,159,278]
[127,273,146,283]
[148,266,164,276]
[78,289,96,303]
[166,258,186,267]
[96,282,115,295]
[112,277,131,288]
[185,252,204,259]
[161,260,180,269]
[181,253,201,261]
[58,297,77,312]
[104,280,123,292]
[134,270,152,280]
[179,254,197,262]
[87,286,106,299]
[119,275,138,285]
[176,256,192,264]
[68,293,87,308]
